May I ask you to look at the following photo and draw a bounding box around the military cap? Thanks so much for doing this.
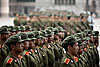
[45,27,54,31]
[25,25,32,31]
[53,28,59,35]
[45,29,54,36]
[8,26,16,32]
[93,31,100,36]
[62,36,77,48]
[0,27,10,34]
[33,31,44,39]
[41,30,48,36]
[78,42,86,46]
[20,26,26,31]
[1,25,8,28]
[26,32,36,40]
[57,26,65,32]
[17,32,31,41]
[82,37,90,41]
[33,31,39,38]
[13,26,21,31]
[5,35,23,45]
[76,33,83,38]
[37,35,44,39]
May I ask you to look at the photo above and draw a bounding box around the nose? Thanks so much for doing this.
[21,43,24,47]
[77,46,79,50]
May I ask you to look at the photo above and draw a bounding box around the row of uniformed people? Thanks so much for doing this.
[0,25,99,67]
[0,26,65,67]
[61,30,99,67]
[14,14,91,32]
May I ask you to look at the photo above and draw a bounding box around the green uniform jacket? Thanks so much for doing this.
[60,53,78,67]
[3,53,26,67]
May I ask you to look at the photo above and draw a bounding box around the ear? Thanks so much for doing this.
[11,45,15,50]
[68,45,71,49]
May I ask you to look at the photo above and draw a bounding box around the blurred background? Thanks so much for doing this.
[0,0,100,17]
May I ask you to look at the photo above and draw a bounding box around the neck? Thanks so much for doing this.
[0,40,5,45]
[67,51,74,58]
[11,50,19,58]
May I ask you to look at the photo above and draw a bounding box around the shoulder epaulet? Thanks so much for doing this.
[74,56,78,63]
[18,55,21,60]
[7,57,13,64]
[64,58,70,64]
[0,44,1,48]
[24,51,29,56]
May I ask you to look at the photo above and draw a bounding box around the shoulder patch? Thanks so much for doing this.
[74,56,78,62]
[64,58,70,64]
[18,55,21,60]
[0,44,1,48]
[24,51,29,55]
[87,45,89,48]
[31,49,34,53]
[7,57,13,64]
[84,48,87,51]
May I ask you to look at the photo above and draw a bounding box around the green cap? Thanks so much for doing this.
[45,29,54,36]
[82,37,90,41]
[62,36,77,48]
[78,42,86,46]
[20,26,26,31]
[0,27,10,34]
[41,30,48,36]
[5,35,23,45]
[26,32,36,40]
[25,25,32,31]
[53,28,59,35]
[1,25,8,28]
[76,33,83,38]
[8,26,16,32]
[17,32,31,41]
[14,26,21,31]
[93,31,100,37]
[57,26,65,32]
[45,27,54,31]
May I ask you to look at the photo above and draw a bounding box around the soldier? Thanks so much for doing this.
[3,35,26,67]
[60,36,79,67]
[76,37,87,67]
[0,27,10,66]
[14,13,21,26]
[17,32,38,67]
[8,26,16,36]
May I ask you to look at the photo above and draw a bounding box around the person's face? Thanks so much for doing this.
[9,32,16,36]
[1,33,9,41]
[15,42,24,53]
[54,34,59,40]
[23,41,29,50]
[69,42,79,56]
[43,37,48,43]
[31,40,36,47]
[90,36,94,42]
[58,32,64,38]
[48,35,54,41]
[16,14,19,17]
[35,39,41,45]
[78,45,84,55]
[29,40,34,49]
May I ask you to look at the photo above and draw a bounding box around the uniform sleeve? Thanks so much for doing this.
[29,55,38,67]
[3,63,12,67]
[60,62,69,67]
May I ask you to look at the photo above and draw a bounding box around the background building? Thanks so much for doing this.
[0,0,100,17]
